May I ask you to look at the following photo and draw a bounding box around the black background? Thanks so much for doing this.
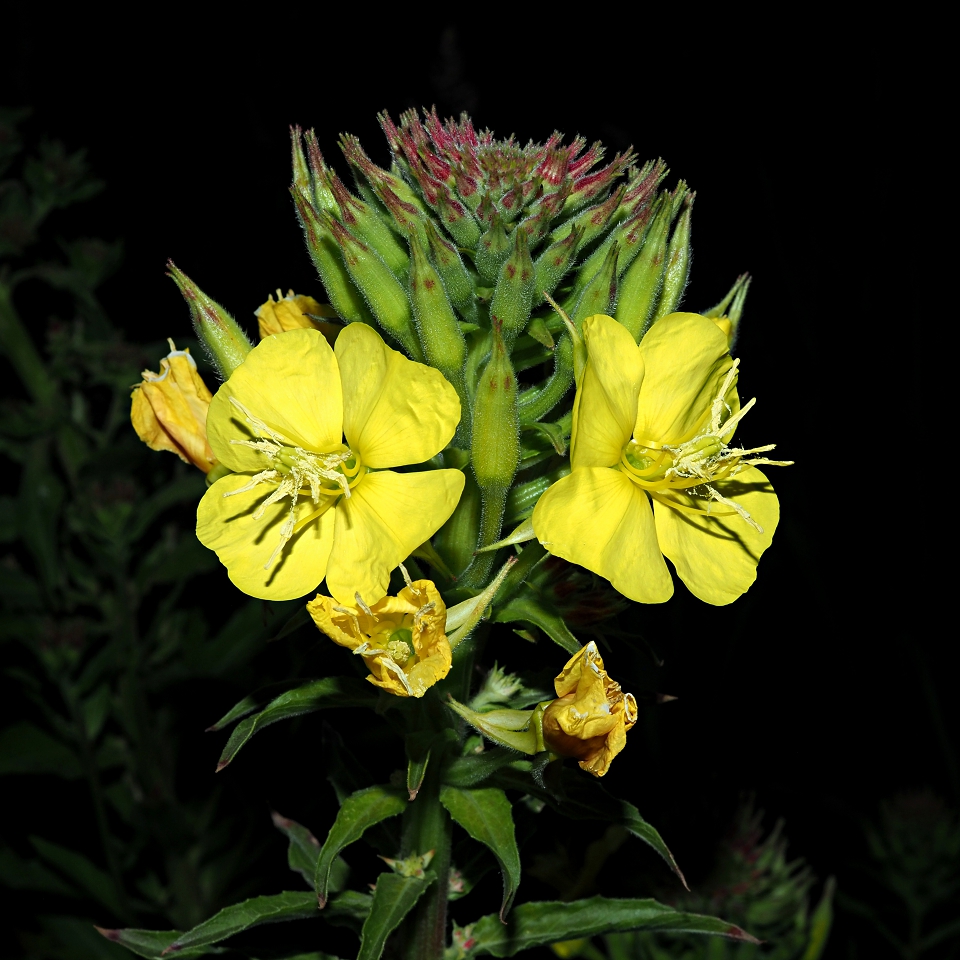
[3,10,939,957]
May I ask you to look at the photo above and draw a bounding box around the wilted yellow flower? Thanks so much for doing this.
[256,289,340,344]
[540,641,637,778]
[308,578,451,697]
[533,313,790,605]
[196,324,463,603]
[130,340,216,473]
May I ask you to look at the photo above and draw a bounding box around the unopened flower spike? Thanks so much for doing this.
[533,313,792,605]
[131,339,216,473]
[308,577,452,698]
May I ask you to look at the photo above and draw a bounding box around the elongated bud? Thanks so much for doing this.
[290,126,311,200]
[425,220,477,324]
[468,323,520,585]
[327,167,409,279]
[167,262,251,378]
[490,227,535,348]
[340,133,430,217]
[551,183,625,252]
[302,130,338,213]
[475,212,511,284]
[435,469,482,579]
[409,233,468,415]
[319,209,421,359]
[704,273,751,345]
[433,183,482,249]
[615,197,671,341]
[292,187,374,326]
[533,224,583,304]
[571,242,619,326]
[572,199,654,290]
[655,192,694,320]
[446,698,539,754]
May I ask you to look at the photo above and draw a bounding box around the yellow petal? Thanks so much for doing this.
[325,469,465,604]
[571,315,644,469]
[207,329,343,473]
[533,468,673,604]
[197,473,335,600]
[634,313,733,445]
[653,467,779,605]
[335,322,460,469]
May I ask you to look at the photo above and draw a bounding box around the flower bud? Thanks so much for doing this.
[474,211,511,285]
[130,340,216,472]
[540,641,637,777]
[654,192,694,321]
[166,263,252,378]
[471,323,520,495]
[570,241,619,327]
[490,227,535,348]
[615,196,671,341]
[533,225,583,305]
[292,187,374,326]
[425,220,478,324]
[255,290,339,344]
[703,273,751,346]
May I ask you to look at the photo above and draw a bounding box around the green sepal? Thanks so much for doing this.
[440,786,521,920]
[357,871,434,960]
[215,678,377,772]
[314,785,408,907]
[464,897,758,957]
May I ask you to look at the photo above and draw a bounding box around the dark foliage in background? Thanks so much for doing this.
[1,12,948,960]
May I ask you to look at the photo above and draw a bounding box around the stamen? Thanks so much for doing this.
[355,593,375,618]
[381,658,414,696]
[222,469,279,498]
[707,487,762,532]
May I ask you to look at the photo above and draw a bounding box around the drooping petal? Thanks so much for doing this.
[533,468,673,604]
[634,313,733,446]
[197,473,335,600]
[571,315,644,470]
[335,322,461,469]
[207,329,343,473]
[653,467,779,606]
[325,469,465,604]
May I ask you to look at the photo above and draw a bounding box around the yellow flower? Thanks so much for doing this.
[256,289,340,345]
[196,324,464,603]
[533,313,789,605]
[130,340,217,473]
[307,578,451,697]
[540,641,637,778]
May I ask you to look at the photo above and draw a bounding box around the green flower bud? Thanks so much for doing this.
[166,262,251,378]
[533,224,584,305]
[474,211,511,285]
[571,241,619,326]
[704,273,751,346]
[319,209,421,359]
[615,196,671,341]
[292,188,374,326]
[425,221,477,324]
[434,469,482,579]
[490,227,535,348]
[655,192,694,321]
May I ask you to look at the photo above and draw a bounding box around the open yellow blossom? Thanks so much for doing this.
[131,340,216,473]
[541,641,637,777]
[308,578,451,697]
[256,290,340,344]
[533,313,790,605]
[196,324,464,603]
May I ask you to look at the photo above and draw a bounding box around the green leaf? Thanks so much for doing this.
[467,897,759,956]
[0,722,81,778]
[0,845,78,896]
[802,877,835,960]
[492,765,686,888]
[315,786,407,907]
[159,891,317,954]
[323,890,373,933]
[216,677,377,771]
[358,872,432,960]
[31,836,124,918]
[271,811,349,895]
[206,680,308,732]
[493,594,580,654]
[440,786,521,919]
[443,747,524,788]
[95,928,212,959]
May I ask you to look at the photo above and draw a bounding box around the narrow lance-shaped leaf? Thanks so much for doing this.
[271,812,348,894]
[315,786,407,907]
[357,872,433,960]
[216,677,376,772]
[440,786,521,920]
[467,897,759,957]
[96,928,208,960]
[493,593,581,655]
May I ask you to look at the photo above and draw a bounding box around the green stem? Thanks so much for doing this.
[461,484,508,588]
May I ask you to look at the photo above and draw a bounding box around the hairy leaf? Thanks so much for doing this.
[358,872,433,960]
[493,594,580,654]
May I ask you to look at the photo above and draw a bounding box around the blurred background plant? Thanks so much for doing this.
[0,107,314,959]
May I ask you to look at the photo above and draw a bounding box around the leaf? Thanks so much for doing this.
[440,786,521,919]
[271,811,349,895]
[31,836,125,918]
[493,593,580,654]
[158,891,317,954]
[802,877,835,960]
[0,722,81,778]
[357,872,432,960]
[315,785,407,907]
[491,764,686,888]
[323,890,373,933]
[521,420,567,455]
[206,680,308,732]
[467,897,759,956]
[0,845,78,896]
[216,677,377,771]
[443,747,524,788]
[96,928,212,959]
